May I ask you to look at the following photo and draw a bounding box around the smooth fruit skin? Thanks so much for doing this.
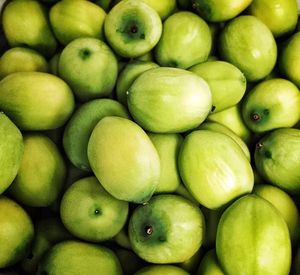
[129,194,205,264]
[216,195,291,275]
[0,196,34,268]
[88,116,160,203]
[58,37,118,101]
[63,98,129,171]
[242,78,300,133]
[219,15,277,82]
[254,128,300,194]
[140,0,176,20]
[279,32,300,88]
[192,0,252,22]
[0,113,23,195]
[198,122,250,161]
[104,0,162,58]
[135,265,189,275]
[128,67,212,133]
[253,184,300,243]
[248,0,298,37]
[189,61,246,113]
[116,60,159,106]
[0,47,48,79]
[178,130,253,209]
[36,240,123,275]
[148,133,183,193]
[9,134,66,207]
[197,249,224,275]
[0,72,75,131]
[2,0,57,57]
[155,11,212,69]
[60,176,129,242]
[50,0,106,45]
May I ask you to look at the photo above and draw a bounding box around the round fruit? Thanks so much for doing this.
[135,265,189,275]
[60,176,129,242]
[128,67,212,133]
[0,196,34,268]
[216,195,291,275]
[197,249,224,275]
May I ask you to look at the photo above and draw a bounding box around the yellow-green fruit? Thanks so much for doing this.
[49,52,61,75]
[197,249,224,275]
[135,265,189,275]
[128,67,212,133]
[253,184,300,243]
[0,196,34,268]
[36,241,122,275]
[2,0,57,57]
[279,32,300,88]
[190,61,246,113]
[179,130,253,209]
[50,0,106,45]
[140,0,176,20]
[0,47,48,79]
[248,0,298,37]
[0,72,75,130]
[88,116,160,203]
[148,133,183,193]
[242,78,300,133]
[216,195,291,275]
[155,11,212,69]
[9,134,66,207]
[0,113,23,195]
[192,0,252,22]
[60,177,129,242]
[219,15,277,82]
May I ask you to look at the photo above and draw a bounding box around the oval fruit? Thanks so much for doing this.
[0,113,23,195]
[216,195,291,275]
[178,130,253,209]
[128,67,212,133]
[0,72,75,130]
[88,116,160,203]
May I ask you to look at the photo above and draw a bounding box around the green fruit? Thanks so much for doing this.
[2,0,57,57]
[0,47,48,79]
[175,184,199,205]
[49,52,60,75]
[0,196,34,268]
[142,0,176,20]
[94,0,113,12]
[219,15,277,82]
[179,130,253,209]
[63,98,129,171]
[254,128,300,193]
[178,248,204,274]
[243,78,300,133]
[135,265,189,275]
[192,0,252,22]
[248,0,298,37]
[9,133,66,207]
[36,240,123,275]
[197,121,250,161]
[50,0,106,45]
[216,195,291,275]
[0,72,75,130]
[207,104,252,144]
[189,61,246,112]
[128,67,212,133]
[60,176,129,242]
[21,218,72,275]
[113,227,131,249]
[197,249,224,275]
[155,11,211,69]
[59,37,118,101]
[129,194,205,263]
[88,116,160,203]
[115,248,145,275]
[148,133,183,193]
[279,32,300,88]
[116,60,159,106]
[0,113,23,195]
[253,184,300,243]
[104,0,162,58]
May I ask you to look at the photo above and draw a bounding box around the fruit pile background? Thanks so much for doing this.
[0,0,300,274]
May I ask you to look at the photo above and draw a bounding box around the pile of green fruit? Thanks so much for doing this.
[1,0,300,274]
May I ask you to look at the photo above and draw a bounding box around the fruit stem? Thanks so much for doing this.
[130,25,138,34]
[256,142,263,150]
[251,113,261,122]
[145,225,153,235]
